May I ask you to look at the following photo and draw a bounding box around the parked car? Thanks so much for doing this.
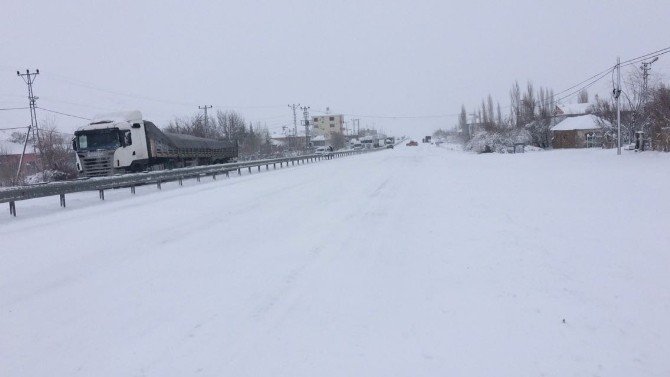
[406,140,418,146]
[315,146,331,155]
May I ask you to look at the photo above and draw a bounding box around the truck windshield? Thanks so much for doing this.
[76,130,121,150]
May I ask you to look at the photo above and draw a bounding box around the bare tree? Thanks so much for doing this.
[577,89,589,103]
[458,105,469,141]
[216,110,247,141]
[331,132,346,150]
[38,117,76,179]
[520,81,536,126]
[509,81,521,127]
[648,84,670,151]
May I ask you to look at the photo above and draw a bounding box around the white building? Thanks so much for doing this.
[311,114,344,138]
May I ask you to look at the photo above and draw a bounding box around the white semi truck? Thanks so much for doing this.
[73,111,237,177]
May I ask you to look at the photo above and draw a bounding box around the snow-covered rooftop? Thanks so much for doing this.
[554,103,593,116]
[311,135,327,141]
[551,114,611,131]
[90,111,142,124]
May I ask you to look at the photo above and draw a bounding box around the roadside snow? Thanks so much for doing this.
[1,145,668,376]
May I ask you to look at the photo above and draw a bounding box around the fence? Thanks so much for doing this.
[1,149,370,217]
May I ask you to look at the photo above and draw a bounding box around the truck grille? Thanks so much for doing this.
[79,151,115,177]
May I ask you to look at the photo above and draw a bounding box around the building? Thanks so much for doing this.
[551,114,611,149]
[312,114,344,138]
[310,134,329,147]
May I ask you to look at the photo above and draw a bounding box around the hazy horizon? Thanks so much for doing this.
[2,0,669,138]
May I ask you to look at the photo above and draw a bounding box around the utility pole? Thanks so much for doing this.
[198,105,212,129]
[15,124,32,181]
[288,104,299,149]
[300,105,310,148]
[614,57,622,155]
[17,69,41,179]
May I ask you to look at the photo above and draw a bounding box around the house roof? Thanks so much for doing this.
[554,103,593,116]
[311,134,327,141]
[551,114,611,131]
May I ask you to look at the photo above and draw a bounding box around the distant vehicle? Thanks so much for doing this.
[386,144,394,149]
[361,136,376,149]
[385,137,395,145]
[314,146,331,155]
[406,140,418,146]
[422,136,432,143]
[73,111,237,177]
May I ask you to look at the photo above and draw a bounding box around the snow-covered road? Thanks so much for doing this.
[2,145,669,376]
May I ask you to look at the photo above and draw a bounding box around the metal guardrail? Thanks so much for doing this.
[2,149,375,217]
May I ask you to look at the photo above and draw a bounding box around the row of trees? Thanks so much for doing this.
[590,72,670,150]
[164,110,273,157]
[455,81,561,152]
[451,66,670,152]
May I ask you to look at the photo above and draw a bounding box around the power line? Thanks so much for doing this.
[620,45,670,67]
[43,73,287,110]
[0,107,30,111]
[36,106,92,120]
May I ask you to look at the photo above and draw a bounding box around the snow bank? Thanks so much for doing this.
[466,127,532,153]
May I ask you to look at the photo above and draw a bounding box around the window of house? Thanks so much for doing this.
[330,124,335,128]
[329,117,335,121]
[313,117,318,122]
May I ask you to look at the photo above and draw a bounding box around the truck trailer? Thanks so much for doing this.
[73,111,238,177]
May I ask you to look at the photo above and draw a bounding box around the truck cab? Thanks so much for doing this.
[73,111,150,177]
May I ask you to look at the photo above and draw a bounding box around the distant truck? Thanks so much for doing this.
[360,136,376,149]
[73,111,237,177]
[422,136,432,143]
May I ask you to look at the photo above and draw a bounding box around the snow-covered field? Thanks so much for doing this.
[1,145,669,376]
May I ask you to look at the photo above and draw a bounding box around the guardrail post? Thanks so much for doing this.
[248,166,252,174]
[9,201,16,217]
[266,164,268,170]
[197,175,201,182]
[257,165,260,172]
[99,189,105,200]
[273,163,276,169]
[179,178,183,186]
[131,185,136,194]
[59,194,66,208]
[226,171,230,178]
[238,168,241,175]
[157,180,162,190]
[292,160,295,166]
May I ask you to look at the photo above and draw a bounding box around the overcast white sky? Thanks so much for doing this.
[1,0,669,138]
